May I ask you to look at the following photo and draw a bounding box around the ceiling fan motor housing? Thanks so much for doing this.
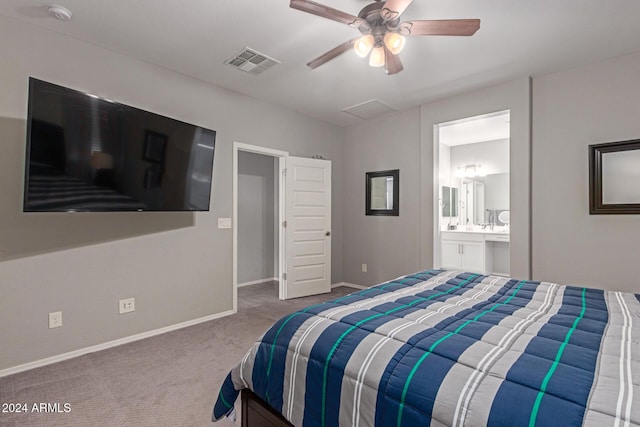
[357,2,400,46]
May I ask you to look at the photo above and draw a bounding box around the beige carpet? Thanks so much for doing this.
[0,282,353,427]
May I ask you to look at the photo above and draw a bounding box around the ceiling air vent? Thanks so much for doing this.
[225,47,281,75]
[342,99,396,120]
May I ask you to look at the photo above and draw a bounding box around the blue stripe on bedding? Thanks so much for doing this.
[378,278,536,427]
[253,310,315,408]
[488,286,607,427]
[304,272,482,427]
[213,373,237,418]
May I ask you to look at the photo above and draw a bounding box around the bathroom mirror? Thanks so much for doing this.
[366,169,399,216]
[455,173,509,225]
[590,139,640,214]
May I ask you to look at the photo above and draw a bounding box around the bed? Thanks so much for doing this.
[213,270,639,426]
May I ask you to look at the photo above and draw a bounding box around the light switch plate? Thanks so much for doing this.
[218,218,232,229]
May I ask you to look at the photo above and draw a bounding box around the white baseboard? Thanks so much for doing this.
[332,282,368,290]
[237,277,278,288]
[0,309,235,378]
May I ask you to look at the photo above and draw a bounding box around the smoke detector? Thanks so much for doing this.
[48,5,72,22]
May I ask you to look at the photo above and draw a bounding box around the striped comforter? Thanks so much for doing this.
[213,270,639,426]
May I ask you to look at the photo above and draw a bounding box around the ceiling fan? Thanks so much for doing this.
[290,0,480,75]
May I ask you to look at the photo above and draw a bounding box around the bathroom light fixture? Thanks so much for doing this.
[455,164,486,178]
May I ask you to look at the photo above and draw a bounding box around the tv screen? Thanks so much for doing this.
[24,78,216,212]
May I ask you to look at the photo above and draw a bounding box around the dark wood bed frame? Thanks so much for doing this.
[242,389,294,427]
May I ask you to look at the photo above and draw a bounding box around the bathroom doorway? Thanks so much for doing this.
[434,110,511,276]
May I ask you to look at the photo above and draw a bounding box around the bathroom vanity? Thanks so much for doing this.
[440,229,510,276]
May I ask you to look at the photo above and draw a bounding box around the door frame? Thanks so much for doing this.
[232,142,288,313]
[432,109,511,273]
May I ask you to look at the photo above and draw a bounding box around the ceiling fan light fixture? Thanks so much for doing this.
[369,46,385,67]
[354,34,374,58]
[383,32,406,55]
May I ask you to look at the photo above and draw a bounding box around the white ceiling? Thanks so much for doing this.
[2,0,640,127]
[439,110,510,146]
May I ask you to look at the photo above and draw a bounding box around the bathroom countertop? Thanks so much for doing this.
[441,228,509,235]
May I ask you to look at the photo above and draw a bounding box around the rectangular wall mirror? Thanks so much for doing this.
[366,169,399,216]
[590,139,640,214]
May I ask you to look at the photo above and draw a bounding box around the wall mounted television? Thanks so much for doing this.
[24,78,216,212]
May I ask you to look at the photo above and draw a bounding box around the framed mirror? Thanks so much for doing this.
[589,139,640,214]
[366,169,399,216]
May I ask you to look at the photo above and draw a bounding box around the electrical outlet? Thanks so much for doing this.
[49,311,62,329]
[119,298,135,314]
[362,263,367,273]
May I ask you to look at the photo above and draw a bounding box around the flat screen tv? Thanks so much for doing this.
[24,78,216,212]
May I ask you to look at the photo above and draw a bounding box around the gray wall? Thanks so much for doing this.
[343,109,422,286]
[237,152,275,284]
[0,16,344,371]
[532,51,640,292]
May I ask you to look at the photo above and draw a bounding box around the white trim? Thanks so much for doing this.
[277,156,286,300]
[234,142,288,158]
[0,310,235,378]
[233,142,289,313]
[237,277,279,288]
[332,282,368,290]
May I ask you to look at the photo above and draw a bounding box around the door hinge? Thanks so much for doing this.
[282,168,287,176]
[282,220,287,228]
[282,272,287,281]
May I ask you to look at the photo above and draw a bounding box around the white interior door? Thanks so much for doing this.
[283,156,331,299]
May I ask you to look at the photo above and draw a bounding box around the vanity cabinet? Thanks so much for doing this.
[440,232,485,273]
[440,231,509,275]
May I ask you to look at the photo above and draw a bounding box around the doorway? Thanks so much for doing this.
[434,110,511,276]
[233,143,333,311]
[233,142,287,312]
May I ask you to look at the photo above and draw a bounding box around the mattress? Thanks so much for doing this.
[213,270,640,426]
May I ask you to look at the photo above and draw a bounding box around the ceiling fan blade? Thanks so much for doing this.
[383,46,403,75]
[290,0,367,28]
[307,39,357,69]
[400,19,480,36]
[380,0,414,21]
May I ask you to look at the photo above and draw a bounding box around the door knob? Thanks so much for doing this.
[325,231,331,236]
